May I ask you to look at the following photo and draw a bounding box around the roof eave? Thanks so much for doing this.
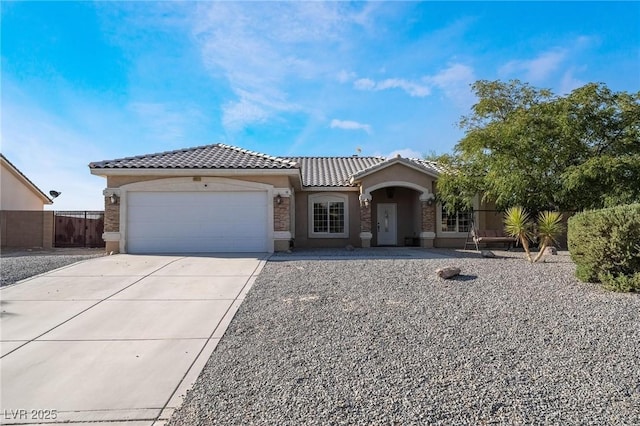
[90,167,301,178]
[300,186,360,192]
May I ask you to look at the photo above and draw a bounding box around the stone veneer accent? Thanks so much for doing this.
[421,201,436,233]
[360,205,371,233]
[359,204,372,248]
[420,201,436,248]
[104,199,120,233]
[274,196,290,232]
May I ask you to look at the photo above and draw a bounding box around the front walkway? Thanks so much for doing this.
[271,247,454,260]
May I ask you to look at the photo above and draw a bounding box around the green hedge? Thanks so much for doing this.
[568,204,640,292]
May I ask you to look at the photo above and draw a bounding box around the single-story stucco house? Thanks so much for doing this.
[1,154,53,210]
[1,153,55,249]
[90,144,502,254]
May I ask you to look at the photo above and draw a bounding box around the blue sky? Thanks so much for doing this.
[1,1,639,210]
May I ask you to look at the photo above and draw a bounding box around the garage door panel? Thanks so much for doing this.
[126,191,268,253]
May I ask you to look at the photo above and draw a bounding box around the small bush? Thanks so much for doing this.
[599,272,640,293]
[568,204,640,292]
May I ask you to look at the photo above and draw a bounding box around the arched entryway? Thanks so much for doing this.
[370,186,422,246]
[357,181,435,248]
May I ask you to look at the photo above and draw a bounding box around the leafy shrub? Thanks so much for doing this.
[599,272,640,293]
[568,204,640,292]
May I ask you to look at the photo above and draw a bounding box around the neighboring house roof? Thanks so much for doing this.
[89,144,300,170]
[0,153,53,204]
[89,144,444,188]
[284,156,383,187]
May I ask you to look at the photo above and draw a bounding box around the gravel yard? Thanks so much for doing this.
[0,248,105,287]
[169,250,640,425]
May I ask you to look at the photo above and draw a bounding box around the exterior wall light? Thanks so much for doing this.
[421,192,435,206]
[359,194,371,208]
[276,194,282,205]
[110,194,120,204]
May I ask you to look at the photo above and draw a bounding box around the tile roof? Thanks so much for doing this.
[350,156,444,179]
[89,144,299,170]
[409,158,447,175]
[284,156,384,187]
[89,144,445,188]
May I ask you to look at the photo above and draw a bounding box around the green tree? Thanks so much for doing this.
[559,84,640,209]
[436,80,640,212]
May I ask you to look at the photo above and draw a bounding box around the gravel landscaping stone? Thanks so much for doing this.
[435,266,461,279]
[0,249,105,287]
[169,250,640,425]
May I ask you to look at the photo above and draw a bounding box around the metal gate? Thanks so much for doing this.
[54,211,105,248]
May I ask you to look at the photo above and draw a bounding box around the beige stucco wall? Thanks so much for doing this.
[104,175,293,226]
[359,164,436,194]
[106,174,292,188]
[293,191,361,248]
[1,163,46,210]
[99,174,296,253]
[434,237,466,248]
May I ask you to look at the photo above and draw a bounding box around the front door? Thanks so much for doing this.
[377,203,397,246]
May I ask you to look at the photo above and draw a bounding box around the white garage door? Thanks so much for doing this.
[126,191,268,253]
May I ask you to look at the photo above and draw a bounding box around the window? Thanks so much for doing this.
[441,205,472,233]
[309,194,348,238]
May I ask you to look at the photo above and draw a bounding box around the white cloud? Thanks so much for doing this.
[559,67,586,94]
[426,63,475,88]
[353,77,430,97]
[384,148,423,159]
[378,79,431,97]
[498,36,596,93]
[222,100,269,130]
[128,102,205,142]
[424,63,476,107]
[330,119,372,134]
[354,78,375,90]
[190,2,369,132]
[354,63,474,105]
[337,70,357,83]
[500,49,567,82]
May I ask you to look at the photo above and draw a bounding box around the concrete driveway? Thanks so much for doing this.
[0,253,268,425]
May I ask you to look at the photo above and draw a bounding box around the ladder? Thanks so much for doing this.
[464,217,479,251]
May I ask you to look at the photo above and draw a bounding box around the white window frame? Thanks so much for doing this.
[308,193,349,239]
[436,196,479,238]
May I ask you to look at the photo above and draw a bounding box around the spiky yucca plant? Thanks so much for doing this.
[504,206,534,262]
[533,211,564,262]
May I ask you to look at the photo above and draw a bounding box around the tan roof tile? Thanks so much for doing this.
[284,156,383,187]
[90,144,442,188]
[89,144,299,170]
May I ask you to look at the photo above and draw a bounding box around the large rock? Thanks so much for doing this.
[481,250,496,258]
[436,266,461,279]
